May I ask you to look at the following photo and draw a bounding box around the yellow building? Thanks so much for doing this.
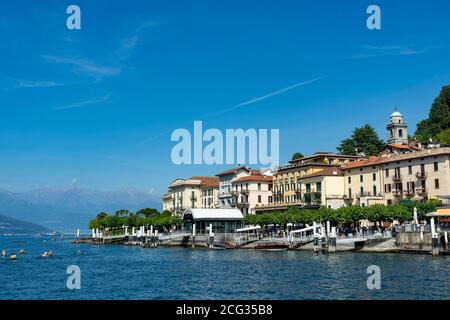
[256,153,361,213]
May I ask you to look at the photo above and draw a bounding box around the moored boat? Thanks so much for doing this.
[254,243,289,251]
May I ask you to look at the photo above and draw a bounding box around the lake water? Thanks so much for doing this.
[1,236,449,300]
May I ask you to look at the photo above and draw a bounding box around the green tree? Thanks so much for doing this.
[291,152,304,160]
[136,208,160,218]
[436,128,450,144]
[415,85,450,141]
[337,124,384,156]
[115,209,130,217]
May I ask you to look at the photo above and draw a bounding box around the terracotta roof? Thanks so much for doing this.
[381,144,421,151]
[215,166,250,177]
[300,167,344,179]
[289,152,360,164]
[233,175,273,183]
[190,176,219,189]
[343,147,450,170]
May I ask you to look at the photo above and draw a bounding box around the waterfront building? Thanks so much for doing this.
[163,176,219,215]
[199,177,220,209]
[344,147,450,205]
[162,193,172,212]
[254,153,361,213]
[231,170,273,215]
[182,208,244,234]
[216,166,251,208]
[299,167,346,209]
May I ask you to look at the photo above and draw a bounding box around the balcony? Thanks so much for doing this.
[357,192,383,198]
[415,187,427,195]
[190,195,197,201]
[219,191,232,198]
[392,190,403,197]
[236,201,249,208]
[240,189,249,195]
[405,189,414,196]
[416,172,427,180]
[392,175,402,182]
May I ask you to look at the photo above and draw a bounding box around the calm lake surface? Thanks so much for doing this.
[0,236,449,300]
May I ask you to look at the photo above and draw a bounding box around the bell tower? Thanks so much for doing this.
[387,107,408,145]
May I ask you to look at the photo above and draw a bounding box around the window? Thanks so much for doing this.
[434,162,438,172]
[268,196,273,203]
[408,165,412,175]
[373,185,377,196]
[258,183,261,191]
[435,179,440,189]
[258,195,262,203]
[348,188,352,198]
[372,173,376,181]
[360,186,364,195]
[348,176,351,183]
[399,129,403,137]
[360,175,363,182]
[385,169,389,177]
[316,182,322,192]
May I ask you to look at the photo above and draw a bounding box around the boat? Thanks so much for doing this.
[1,250,6,257]
[10,254,17,260]
[41,250,53,258]
[254,243,289,251]
[18,249,26,254]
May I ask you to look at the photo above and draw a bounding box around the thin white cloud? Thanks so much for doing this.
[12,79,64,89]
[42,55,121,79]
[4,79,64,90]
[114,20,160,62]
[348,44,445,59]
[54,94,112,111]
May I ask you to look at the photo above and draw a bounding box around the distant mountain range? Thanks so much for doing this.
[0,187,161,234]
[0,213,51,235]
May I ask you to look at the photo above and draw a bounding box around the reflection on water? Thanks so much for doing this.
[0,236,449,300]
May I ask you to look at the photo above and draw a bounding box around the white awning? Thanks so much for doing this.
[235,226,261,232]
[182,208,244,220]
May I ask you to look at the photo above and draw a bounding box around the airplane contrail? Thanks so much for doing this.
[203,77,323,118]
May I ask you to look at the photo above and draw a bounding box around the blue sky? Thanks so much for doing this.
[0,0,449,196]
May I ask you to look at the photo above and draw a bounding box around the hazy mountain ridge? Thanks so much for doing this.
[0,187,161,233]
[0,213,52,235]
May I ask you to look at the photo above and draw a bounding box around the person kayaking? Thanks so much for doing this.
[42,250,53,258]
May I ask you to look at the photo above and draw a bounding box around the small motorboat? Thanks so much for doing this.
[18,249,26,255]
[1,250,6,257]
[75,250,86,255]
[254,243,289,251]
[10,254,17,260]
